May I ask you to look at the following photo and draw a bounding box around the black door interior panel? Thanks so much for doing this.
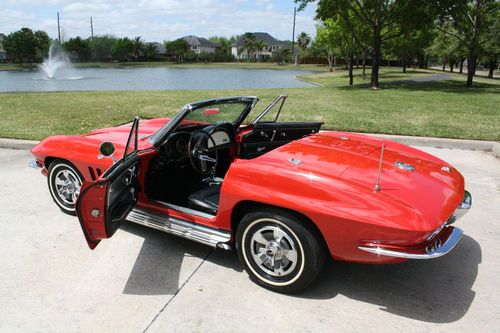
[105,160,139,237]
[240,122,322,158]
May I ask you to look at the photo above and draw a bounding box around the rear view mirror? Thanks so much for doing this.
[99,142,115,156]
[202,108,220,115]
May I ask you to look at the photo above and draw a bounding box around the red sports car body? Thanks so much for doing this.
[31,95,471,293]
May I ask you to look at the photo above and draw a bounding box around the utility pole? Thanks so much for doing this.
[90,16,94,42]
[57,12,61,42]
[291,6,296,56]
[90,16,94,61]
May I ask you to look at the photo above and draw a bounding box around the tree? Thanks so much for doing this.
[92,35,116,61]
[112,37,134,61]
[3,28,41,66]
[296,32,311,65]
[271,48,292,64]
[387,27,435,73]
[315,19,342,72]
[143,43,159,60]
[254,40,267,62]
[209,36,236,62]
[132,36,143,60]
[63,37,91,62]
[315,17,358,84]
[240,33,258,60]
[437,0,499,86]
[165,38,189,62]
[480,10,500,78]
[34,30,50,61]
[298,0,436,89]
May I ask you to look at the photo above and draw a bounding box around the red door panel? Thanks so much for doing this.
[76,181,109,249]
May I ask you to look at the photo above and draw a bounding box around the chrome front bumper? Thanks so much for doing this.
[358,190,471,260]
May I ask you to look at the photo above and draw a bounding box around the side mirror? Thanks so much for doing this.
[99,142,115,156]
[97,142,117,163]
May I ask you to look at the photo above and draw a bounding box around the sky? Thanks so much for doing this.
[0,0,319,42]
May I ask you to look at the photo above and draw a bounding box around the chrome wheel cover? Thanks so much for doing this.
[244,219,301,279]
[53,168,82,205]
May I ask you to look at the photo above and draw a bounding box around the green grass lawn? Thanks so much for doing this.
[0,66,499,141]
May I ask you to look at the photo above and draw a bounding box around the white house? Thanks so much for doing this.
[231,32,286,60]
[0,33,6,62]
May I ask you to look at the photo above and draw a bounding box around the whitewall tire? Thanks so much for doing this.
[47,159,84,216]
[236,208,325,293]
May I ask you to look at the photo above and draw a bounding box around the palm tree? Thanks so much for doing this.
[297,32,311,50]
[132,36,143,60]
[296,32,311,65]
[240,33,257,60]
[144,43,159,60]
[254,40,267,62]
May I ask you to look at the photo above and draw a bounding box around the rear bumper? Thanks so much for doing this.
[358,190,471,260]
[359,227,463,259]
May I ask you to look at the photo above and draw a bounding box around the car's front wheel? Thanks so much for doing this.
[47,159,84,216]
[236,208,325,293]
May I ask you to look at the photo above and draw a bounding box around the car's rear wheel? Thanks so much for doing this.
[236,208,325,293]
[47,159,84,216]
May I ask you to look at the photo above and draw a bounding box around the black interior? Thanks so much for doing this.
[145,120,323,215]
[239,122,323,158]
[187,183,221,215]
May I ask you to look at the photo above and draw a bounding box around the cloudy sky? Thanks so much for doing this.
[0,0,318,42]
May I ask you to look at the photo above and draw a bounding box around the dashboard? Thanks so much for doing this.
[155,124,234,168]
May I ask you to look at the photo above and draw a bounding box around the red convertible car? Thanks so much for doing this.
[30,95,471,293]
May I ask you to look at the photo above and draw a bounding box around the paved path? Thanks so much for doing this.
[385,73,450,85]
[0,147,499,332]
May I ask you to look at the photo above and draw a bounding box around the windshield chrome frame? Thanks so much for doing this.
[251,95,287,125]
[148,96,259,147]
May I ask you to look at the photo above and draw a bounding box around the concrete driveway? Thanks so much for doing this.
[0,147,499,332]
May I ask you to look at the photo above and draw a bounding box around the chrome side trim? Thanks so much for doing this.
[358,227,463,260]
[29,160,42,170]
[152,200,216,220]
[126,208,230,249]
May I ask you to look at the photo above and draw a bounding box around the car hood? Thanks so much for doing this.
[256,131,464,230]
[82,118,170,151]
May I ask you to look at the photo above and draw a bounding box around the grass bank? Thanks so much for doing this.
[0,67,498,141]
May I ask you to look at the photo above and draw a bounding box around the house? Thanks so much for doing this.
[182,35,219,54]
[231,32,286,60]
[0,33,6,62]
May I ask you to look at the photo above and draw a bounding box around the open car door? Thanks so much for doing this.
[240,95,323,158]
[76,118,140,249]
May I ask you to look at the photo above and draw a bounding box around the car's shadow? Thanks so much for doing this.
[120,223,480,323]
[119,222,240,295]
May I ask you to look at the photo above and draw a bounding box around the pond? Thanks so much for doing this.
[0,67,317,92]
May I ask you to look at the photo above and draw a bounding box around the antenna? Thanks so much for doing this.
[374,143,385,192]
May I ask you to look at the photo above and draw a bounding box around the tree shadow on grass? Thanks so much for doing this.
[336,79,499,94]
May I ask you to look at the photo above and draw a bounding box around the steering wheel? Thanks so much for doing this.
[188,130,219,175]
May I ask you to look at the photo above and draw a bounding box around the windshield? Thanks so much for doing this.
[180,101,250,127]
[149,97,257,146]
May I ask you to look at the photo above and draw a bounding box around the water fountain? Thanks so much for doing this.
[38,41,70,79]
